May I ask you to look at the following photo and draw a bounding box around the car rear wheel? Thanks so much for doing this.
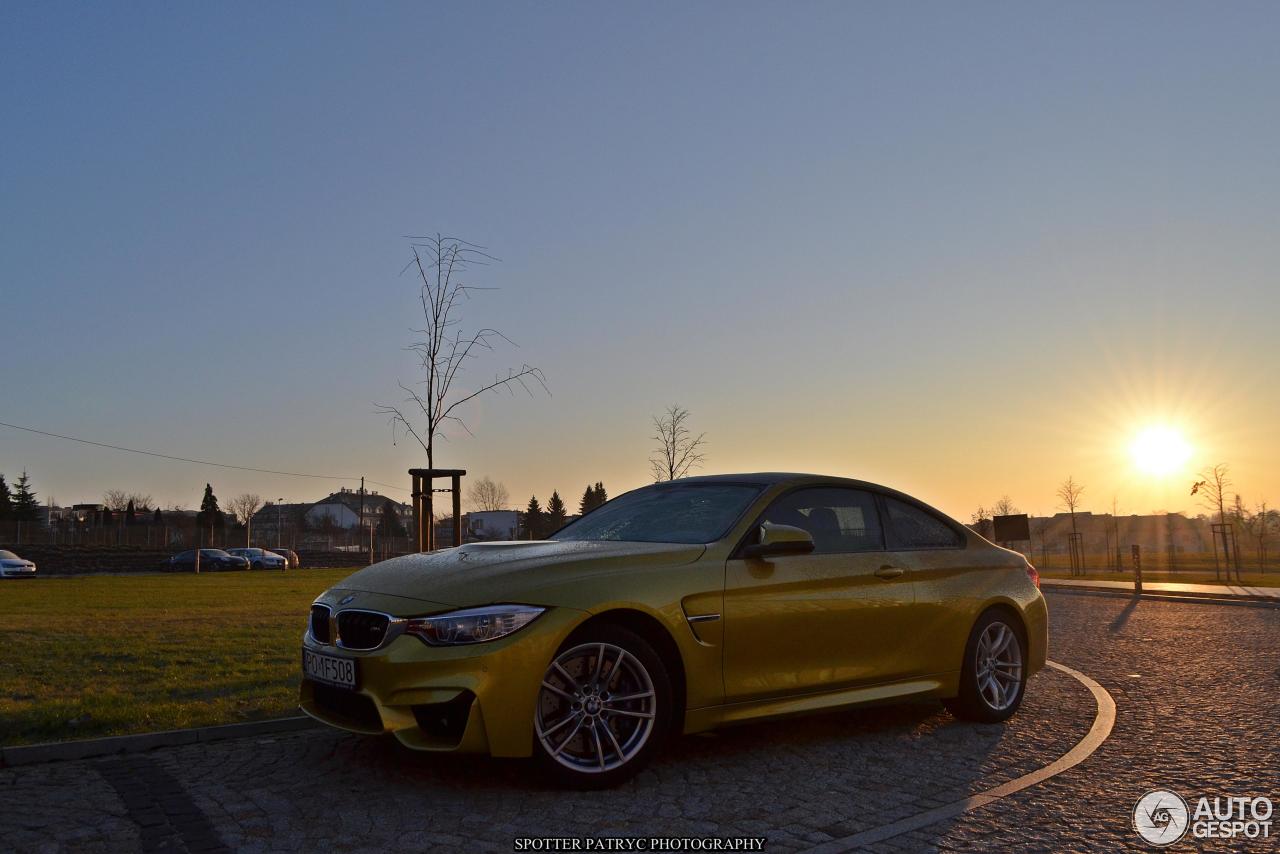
[944,609,1027,723]
[532,625,671,788]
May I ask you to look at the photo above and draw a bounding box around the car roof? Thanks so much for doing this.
[659,472,961,523]
[665,472,879,489]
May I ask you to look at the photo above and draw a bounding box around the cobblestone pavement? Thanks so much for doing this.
[2,592,1276,852]
[890,592,1280,853]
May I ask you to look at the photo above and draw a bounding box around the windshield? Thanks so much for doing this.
[551,483,763,545]
[0,550,17,560]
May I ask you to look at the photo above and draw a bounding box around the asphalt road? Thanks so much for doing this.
[2,591,1277,852]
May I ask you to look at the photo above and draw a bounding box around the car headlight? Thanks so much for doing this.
[404,604,545,646]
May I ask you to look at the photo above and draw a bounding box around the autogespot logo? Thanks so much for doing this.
[1134,790,1190,846]
[1134,789,1274,846]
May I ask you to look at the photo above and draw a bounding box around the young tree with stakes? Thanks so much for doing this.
[1191,464,1234,579]
[376,235,547,549]
[1057,476,1085,576]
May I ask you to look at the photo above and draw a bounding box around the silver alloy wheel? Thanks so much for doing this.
[535,642,656,774]
[975,621,1023,711]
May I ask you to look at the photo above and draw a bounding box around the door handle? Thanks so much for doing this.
[875,565,905,580]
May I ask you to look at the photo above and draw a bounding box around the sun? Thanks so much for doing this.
[1129,426,1192,476]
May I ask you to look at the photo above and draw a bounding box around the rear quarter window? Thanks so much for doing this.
[883,497,964,549]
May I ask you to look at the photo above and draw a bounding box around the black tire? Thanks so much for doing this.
[252,561,263,570]
[532,624,673,789]
[944,608,1028,723]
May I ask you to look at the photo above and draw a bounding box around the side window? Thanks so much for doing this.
[882,497,963,549]
[761,488,884,554]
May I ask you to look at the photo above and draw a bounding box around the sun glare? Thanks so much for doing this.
[1129,426,1192,476]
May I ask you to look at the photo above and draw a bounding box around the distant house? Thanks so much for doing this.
[70,503,106,522]
[1018,511,1211,555]
[305,488,412,529]
[249,488,413,542]
[468,510,520,541]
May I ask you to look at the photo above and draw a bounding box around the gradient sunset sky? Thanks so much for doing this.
[3,2,1278,521]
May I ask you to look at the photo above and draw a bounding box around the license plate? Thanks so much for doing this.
[303,648,357,689]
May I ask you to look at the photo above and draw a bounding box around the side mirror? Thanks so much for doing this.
[741,522,815,559]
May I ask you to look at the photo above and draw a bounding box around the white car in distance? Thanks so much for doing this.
[0,549,37,578]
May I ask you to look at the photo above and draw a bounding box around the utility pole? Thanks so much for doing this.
[358,477,365,553]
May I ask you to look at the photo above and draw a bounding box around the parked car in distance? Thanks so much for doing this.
[268,548,300,569]
[300,472,1047,787]
[227,547,288,570]
[0,549,37,578]
[163,549,250,571]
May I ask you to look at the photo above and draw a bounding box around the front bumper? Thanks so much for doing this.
[0,565,36,577]
[299,592,586,758]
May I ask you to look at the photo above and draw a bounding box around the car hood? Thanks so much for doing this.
[332,540,706,608]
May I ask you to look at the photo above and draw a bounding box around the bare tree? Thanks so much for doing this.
[467,476,510,512]
[1238,501,1270,573]
[993,496,1018,516]
[1057,476,1085,576]
[650,405,707,482]
[1253,501,1274,573]
[103,491,152,513]
[1031,517,1052,570]
[376,235,546,549]
[228,493,263,547]
[1056,476,1084,534]
[1191,463,1231,524]
[103,489,130,512]
[969,506,992,539]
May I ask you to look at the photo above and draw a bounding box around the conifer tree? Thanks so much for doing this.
[523,496,544,539]
[12,471,39,522]
[546,491,568,532]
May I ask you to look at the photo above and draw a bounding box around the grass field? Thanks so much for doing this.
[0,570,356,746]
[1040,570,1280,588]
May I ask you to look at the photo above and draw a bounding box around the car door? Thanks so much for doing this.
[722,486,920,702]
[878,494,975,675]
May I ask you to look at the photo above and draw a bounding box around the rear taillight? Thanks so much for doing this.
[1026,563,1040,588]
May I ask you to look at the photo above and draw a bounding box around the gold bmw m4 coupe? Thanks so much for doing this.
[300,473,1047,787]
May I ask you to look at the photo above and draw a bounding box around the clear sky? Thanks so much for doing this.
[3,2,1278,521]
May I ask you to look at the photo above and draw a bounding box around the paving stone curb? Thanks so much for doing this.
[0,716,318,768]
[1044,583,1280,609]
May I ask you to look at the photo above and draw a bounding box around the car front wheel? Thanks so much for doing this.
[944,609,1027,723]
[532,625,671,788]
